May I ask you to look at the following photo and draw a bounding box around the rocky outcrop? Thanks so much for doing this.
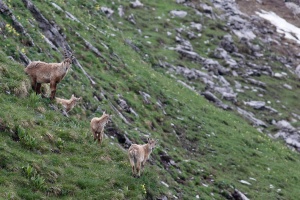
[237,107,267,127]
[22,0,65,48]
[274,120,300,152]
[0,0,34,46]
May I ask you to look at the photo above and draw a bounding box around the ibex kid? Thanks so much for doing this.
[24,47,73,100]
[128,138,157,177]
[90,111,111,145]
[55,94,81,113]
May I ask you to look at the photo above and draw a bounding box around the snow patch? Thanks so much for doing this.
[256,10,300,43]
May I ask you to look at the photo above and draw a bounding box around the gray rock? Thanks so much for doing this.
[221,92,237,102]
[201,91,232,110]
[276,120,295,131]
[125,39,140,52]
[101,7,114,18]
[283,84,293,90]
[118,6,125,17]
[66,11,80,22]
[51,2,63,11]
[237,107,267,127]
[265,106,278,113]
[246,78,267,88]
[170,10,187,18]
[175,48,204,63]
[295,65,300,79]
[190,22,202,32]
[247,62,273,76]
[220,34,238,53]
[244,101,265,109]
[177,80,196,92]
[139,91,151,104]
[130,0,144,8]
[200,3,213,14]
[214,47,238,68]
[127,14,136,24]
[175,35,193,51]
[19,51,31,66]
[203,58,229,75]
[274,72,287,79]
[233,189,250,200]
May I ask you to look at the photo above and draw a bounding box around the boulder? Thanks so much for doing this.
[101,7,114,18]
[244,101,265,110]
[201,91,232,110]
[170,10,187,18]
[190,22,202,32]
[130,0,144,8]
[220,34,238,53]
[237,107,267,127]
[203,58,229,75]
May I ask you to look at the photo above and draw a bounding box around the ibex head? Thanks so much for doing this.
[71,94,82,102]
[147,138,158,150]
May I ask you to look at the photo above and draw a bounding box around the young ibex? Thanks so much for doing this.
[55,94,82,113]
[90,112,111,145]
[24,47,74,100]
[128,138,157,177]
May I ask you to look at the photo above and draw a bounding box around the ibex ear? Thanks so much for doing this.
[103,111,106,115]
[147,138,150,142]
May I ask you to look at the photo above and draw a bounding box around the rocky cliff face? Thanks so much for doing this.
[167,0,300,152]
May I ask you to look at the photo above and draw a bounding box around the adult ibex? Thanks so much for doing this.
[24,47,74,100]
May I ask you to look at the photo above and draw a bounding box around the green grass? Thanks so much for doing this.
[1,0,300,199]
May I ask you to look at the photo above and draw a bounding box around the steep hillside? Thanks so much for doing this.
[1,0,300,199]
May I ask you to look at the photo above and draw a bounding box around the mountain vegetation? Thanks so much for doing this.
[1,0,300,199]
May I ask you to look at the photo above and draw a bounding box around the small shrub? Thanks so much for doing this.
[22,164,45,190]
[18,127,37,149]
[56,137,64,149]
[22,164,35,179]
[31,174,45,190]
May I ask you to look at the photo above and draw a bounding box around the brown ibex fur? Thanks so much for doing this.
[24,48,73,100]
[55,94,81,113]
[90,112,111,145]
[128,138,157,177]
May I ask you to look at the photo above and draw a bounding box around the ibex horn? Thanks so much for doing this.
[63,45,68,59]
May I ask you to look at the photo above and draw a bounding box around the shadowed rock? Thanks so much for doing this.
[237,107,267,127]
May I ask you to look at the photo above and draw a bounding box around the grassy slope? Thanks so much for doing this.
[0,0,300,199]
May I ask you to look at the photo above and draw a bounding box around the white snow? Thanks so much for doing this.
[256,10,300,43]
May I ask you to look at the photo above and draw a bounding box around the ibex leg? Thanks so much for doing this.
[136,161,141,177]
[50,81,57,100]
[30,78,37,92]
[129,158,135,176]
[36,83,42,95]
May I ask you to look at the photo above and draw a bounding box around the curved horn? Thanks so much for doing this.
[63,45,68,59]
